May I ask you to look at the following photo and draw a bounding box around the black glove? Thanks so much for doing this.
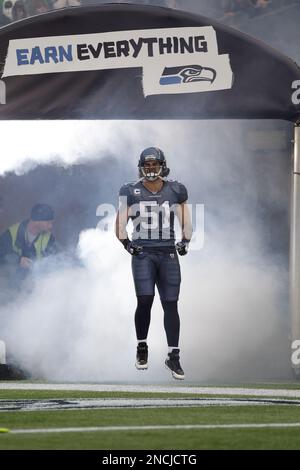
[122,239,143,256]
[175,239,190,256]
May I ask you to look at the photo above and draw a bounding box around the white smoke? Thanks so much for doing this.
[1,225,174,382]
[0,119,292,382]
[0,120,154,176]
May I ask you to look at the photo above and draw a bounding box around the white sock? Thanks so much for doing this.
[168,346,179,354]
[138,339,147,344]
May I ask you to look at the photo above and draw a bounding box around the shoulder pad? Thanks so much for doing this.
[122,181,139,188]
[167,179,182,194]
[119,181,140,197]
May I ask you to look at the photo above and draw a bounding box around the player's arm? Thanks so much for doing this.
[115,192,142,256]
[115,200,129,243]
[175,201,193,256]
[176,201,193,242]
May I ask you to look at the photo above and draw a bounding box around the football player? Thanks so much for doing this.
[115,147,192,380]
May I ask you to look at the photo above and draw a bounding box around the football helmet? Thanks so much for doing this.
[138,147,170,181]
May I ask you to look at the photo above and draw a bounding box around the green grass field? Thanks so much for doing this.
[1,383,300,450]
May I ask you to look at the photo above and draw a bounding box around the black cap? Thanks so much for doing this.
[30,203,54,221]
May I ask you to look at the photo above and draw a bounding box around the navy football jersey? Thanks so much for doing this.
[119,179,188,247]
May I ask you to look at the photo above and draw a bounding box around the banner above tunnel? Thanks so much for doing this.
[0,4,299,121]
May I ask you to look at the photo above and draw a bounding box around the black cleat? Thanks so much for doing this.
[135,342,148,370]
[165,349,185,380]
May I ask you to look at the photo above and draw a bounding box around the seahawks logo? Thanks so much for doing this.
[159,65,216,86]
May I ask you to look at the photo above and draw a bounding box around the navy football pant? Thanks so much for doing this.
[131,251,181,301]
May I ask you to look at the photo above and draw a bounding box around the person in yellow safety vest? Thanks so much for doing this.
[0,203,57,275]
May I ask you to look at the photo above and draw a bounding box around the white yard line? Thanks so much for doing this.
[9,422,300,434]
[0,382,300,398]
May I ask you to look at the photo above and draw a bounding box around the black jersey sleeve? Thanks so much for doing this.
[168,181,188,204]
[119,184,133,207]
[177,183,188,204]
